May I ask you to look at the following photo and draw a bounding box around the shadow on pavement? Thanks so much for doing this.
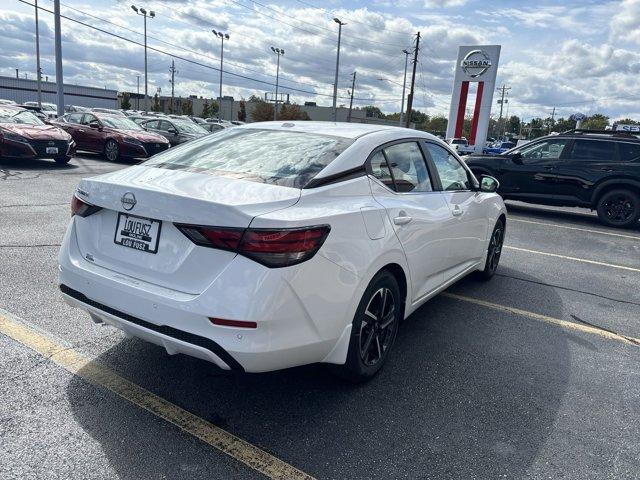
[66,269,570,479]
[506,202,640,232]
[0,157,78,173]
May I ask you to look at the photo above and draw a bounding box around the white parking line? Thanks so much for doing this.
[509,217,640,241]
[504,245,640,273]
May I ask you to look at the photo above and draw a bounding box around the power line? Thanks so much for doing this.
[293,0,413,36]
[21,0,401,102]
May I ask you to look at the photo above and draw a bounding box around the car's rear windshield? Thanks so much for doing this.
[144,128,353,188]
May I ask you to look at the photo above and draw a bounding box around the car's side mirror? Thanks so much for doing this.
[167,127,177,134]
[511,151,523,165]
[89,121,101,130]
[479,175,500,193]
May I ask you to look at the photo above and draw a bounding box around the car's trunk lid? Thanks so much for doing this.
[73,165,301,293]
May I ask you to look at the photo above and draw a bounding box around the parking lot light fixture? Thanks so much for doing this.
[212,30,230,120]
[131,5,155,112]
[271,47,284,121]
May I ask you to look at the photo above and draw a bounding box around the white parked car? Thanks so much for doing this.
[59,122,506,381]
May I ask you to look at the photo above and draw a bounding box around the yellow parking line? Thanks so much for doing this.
[504,245,640,273]
[509,217,640,241]
[442,293,640,346]
[0,309,314,480]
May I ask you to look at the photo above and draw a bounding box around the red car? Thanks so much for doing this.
[53,112,170,162]
[0,105,75,164]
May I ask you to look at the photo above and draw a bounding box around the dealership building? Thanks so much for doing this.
[0,75,118,109]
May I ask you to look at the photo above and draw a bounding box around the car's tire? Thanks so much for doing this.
[596,189,640,228]
[103,139,120,162]
[475,218,505,281]
[335,270,401,382]
[54,155,71,164]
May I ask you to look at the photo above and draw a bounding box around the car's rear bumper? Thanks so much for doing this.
[58,219,359,373]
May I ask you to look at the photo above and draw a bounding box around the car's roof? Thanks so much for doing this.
[237,121,436,140]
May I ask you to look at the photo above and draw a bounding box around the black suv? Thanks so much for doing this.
[465,130,640,228]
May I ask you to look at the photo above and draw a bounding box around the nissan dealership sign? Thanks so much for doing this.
[460,50,492,78]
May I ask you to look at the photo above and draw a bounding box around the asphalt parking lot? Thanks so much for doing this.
[1,155,639,480]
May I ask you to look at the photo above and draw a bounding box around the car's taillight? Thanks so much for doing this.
[71,195,101,217]
[176,224,330,268]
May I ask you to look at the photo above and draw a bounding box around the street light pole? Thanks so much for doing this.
[332,18,346,122]
[271,47,284,121]
[34,0,42,107]
[53,0,64,117]
[212,30,230,120]
[131,5,155,112]
[400,49,410,127]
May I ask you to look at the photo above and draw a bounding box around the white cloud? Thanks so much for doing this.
[610,0,640,44]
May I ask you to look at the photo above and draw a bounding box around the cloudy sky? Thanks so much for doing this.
[2,0,640,121]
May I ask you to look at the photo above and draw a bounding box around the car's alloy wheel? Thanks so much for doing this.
[336,270,401,382]
[104,140,119,162]
[597,189,640,228]
[360,287,397,367]
[476,219,504,280]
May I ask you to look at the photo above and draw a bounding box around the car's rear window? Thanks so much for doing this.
[144,128,353,188]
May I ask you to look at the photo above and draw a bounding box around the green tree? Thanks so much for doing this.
[181,99,193,116]
[238,99,247,122]
[582,113,609,130]
[506,115,520,135]
[425,115,447,135]
[121,92,131,110]
[553,117,576,133]
[277,103,310,121]
[210,100,219,116]
[364,105,384,118]
[202,99,211,118]
[250,98,274,122]
[614,118,640,125]
[152,93,160,112]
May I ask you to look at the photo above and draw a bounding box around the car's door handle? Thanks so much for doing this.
[78,129,85,133]
[543,165,555,170]
[600,167,614,172]
[452,205,464,217]
[393,215,413,225]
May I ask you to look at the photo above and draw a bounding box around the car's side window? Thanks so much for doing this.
[67,113,83,124]
[369,151,395,190]
[618,142,640,162]
[81,114,97,125]
[519,139,568,164]
[567,139,615,161]
[423,143,471,191]
[144,120,159,129]
[381,142,432,193]
[160,121,174,132]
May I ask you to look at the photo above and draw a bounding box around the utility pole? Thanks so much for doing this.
[405,32,420,129]
[131,6,155,112]
[136,75,140,110]
[53,0,64,117]
[34,0,42,107]
[169,60,177,114]
[400,49,410,126]
[332,18,346,122]
[548,106,556,134]
[496,84,511,138]
[15,69,19,79]
[347,71,356,122]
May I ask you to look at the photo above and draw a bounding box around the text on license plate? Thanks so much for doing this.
[114,213,161,254]
[46,147,58,154]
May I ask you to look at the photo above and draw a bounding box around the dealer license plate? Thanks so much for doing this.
[46,147,58,154]
[114,212,161,254]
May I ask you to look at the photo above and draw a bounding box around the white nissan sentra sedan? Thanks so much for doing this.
[59,122,506,381]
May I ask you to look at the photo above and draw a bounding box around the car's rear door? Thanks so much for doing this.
[58,113,84,144]
[422,141,487,276]
[368,140,452,302]
[554,138,617,205]
[499,137,570,199]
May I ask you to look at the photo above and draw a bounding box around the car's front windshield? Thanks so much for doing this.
[174,120,208,135]
[0,108,45,125]
[144,128,353,188]
[100,116,143,130]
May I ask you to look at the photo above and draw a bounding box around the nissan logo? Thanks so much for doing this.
[121,192,136,211]
[48,141,55,146]
[461,50,492,78]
